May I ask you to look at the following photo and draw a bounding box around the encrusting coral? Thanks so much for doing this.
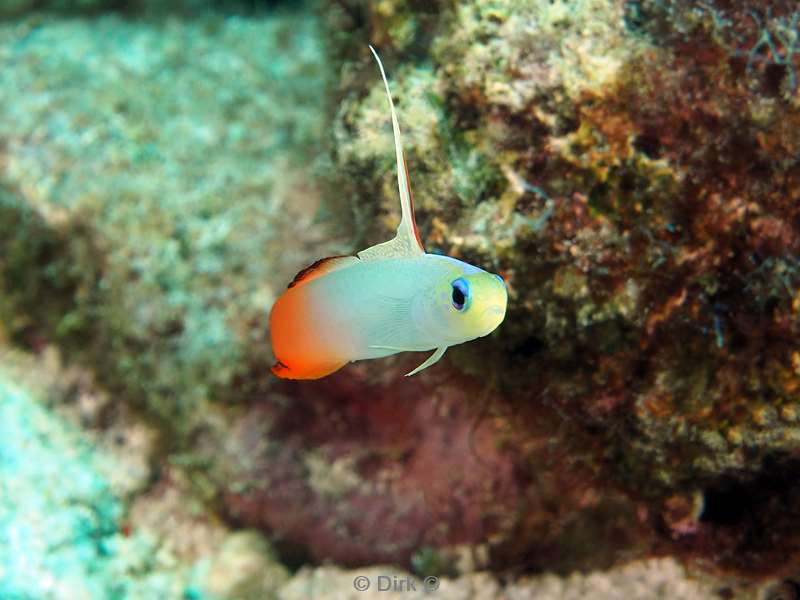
[0,11,330,434]
[312,0,800,575]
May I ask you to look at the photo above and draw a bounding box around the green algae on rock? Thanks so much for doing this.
[0,374,119,598]
[0,346,293,600]
[0,365,197,599]
[0,12,331,435]
[0,0,297,17]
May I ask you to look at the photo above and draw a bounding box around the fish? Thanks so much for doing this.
[269,46,507,380]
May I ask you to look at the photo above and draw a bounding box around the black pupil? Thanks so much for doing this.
[452,284,466,308]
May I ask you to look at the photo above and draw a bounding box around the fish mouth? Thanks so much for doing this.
[480,305,507,330]
[482,306,506,318]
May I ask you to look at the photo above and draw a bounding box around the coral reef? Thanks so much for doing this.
[198,363,656,573]
[0,352,197,598]
[279,558,746,600]
[0,367,125,598]
[320,0,800,576]
[0,10,330,437]
[0,0,287,18]
[3,0,800,589]
[0,346,292,600]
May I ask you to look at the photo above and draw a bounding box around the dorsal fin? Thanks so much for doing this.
[287,255,359,289]
[358,46,425,262]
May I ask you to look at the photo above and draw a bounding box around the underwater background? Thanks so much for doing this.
[1,0,800,598]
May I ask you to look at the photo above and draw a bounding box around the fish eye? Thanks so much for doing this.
[451,278,470,311]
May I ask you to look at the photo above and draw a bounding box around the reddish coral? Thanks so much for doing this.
[204,357,653,572]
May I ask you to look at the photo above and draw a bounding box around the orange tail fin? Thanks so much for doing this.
[271,358,347,380]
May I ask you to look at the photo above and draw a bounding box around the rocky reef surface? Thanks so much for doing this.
[320,0,800,577]
[1,0,800,597]
[0,347,292,599]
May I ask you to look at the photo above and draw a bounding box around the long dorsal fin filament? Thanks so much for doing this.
[359,45,425,261]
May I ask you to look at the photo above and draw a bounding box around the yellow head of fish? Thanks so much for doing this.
[414,256,508,346]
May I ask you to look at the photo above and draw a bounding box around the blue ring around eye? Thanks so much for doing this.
[451,277,470,311]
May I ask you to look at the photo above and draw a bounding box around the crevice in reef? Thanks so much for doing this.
[695,456,800,573]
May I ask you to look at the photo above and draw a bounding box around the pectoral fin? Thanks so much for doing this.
[406,346,447,377]
[359,46,425,262]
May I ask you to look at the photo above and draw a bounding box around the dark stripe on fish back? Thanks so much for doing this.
[288,255,354,289]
